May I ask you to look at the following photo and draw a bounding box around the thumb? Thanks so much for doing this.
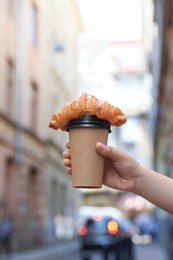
[96,142,123,162]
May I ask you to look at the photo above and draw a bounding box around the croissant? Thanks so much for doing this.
[49,92,127,131]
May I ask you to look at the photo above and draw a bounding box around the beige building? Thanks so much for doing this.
[0,0,83,250]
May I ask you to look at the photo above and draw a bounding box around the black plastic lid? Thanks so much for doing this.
[66,114,111,133]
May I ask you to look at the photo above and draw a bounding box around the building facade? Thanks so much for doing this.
[0,0,83,250]
[152,1,173,259]
[152,0,173,177]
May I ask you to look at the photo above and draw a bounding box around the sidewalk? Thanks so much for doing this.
[134,243,168,260]
[12,239,80,260]
[8,240,169,260]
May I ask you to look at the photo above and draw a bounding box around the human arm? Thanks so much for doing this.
[134,166,173,214]
[63,142,173,214]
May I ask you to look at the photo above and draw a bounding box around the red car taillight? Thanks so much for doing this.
[107,220,119,235]
[78,225,88,236]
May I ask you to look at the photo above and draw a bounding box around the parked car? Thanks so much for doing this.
[78,215,123,250]
[77,206,136,260]
[77,206,137,239]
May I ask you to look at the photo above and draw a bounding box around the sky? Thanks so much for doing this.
[77,0,143,41]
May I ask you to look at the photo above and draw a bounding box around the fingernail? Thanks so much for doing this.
[97,142,106,152]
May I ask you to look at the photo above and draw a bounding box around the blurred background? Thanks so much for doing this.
[0,0,173,259]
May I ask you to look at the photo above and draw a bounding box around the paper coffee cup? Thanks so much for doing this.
[67,115,111,188]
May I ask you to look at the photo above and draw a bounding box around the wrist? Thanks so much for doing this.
[133,164,146,195]
[134,165,154,196]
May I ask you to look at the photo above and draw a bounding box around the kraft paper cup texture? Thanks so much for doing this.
[67,115,110,188]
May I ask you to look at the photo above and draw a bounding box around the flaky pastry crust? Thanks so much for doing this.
[48,92,127,131]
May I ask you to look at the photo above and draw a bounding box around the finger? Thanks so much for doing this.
[63,158,71,167]
[66,142,70,149]
[62,150,71,159]
[96,142,124,162]
[66,168,72,175]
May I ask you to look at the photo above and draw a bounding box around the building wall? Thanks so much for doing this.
[43,0,83,243]
[0,0,83,250]
[153,0,173,177]
[152,1,173,258]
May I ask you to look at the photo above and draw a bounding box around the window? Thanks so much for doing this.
[4,158,13,211]
[51,180,58,216]
[28,3,38,45]
[28,167,38,215]
[120,117,139,146]
[30,81,38,131]
[59,185,67,215]
[6,58,15,118]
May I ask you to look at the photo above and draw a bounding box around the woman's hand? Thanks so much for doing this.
[63,142,173,214]
[63,142,141,193]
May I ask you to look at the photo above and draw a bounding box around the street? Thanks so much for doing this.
[11,242,168,260]
[58,244,169,260]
